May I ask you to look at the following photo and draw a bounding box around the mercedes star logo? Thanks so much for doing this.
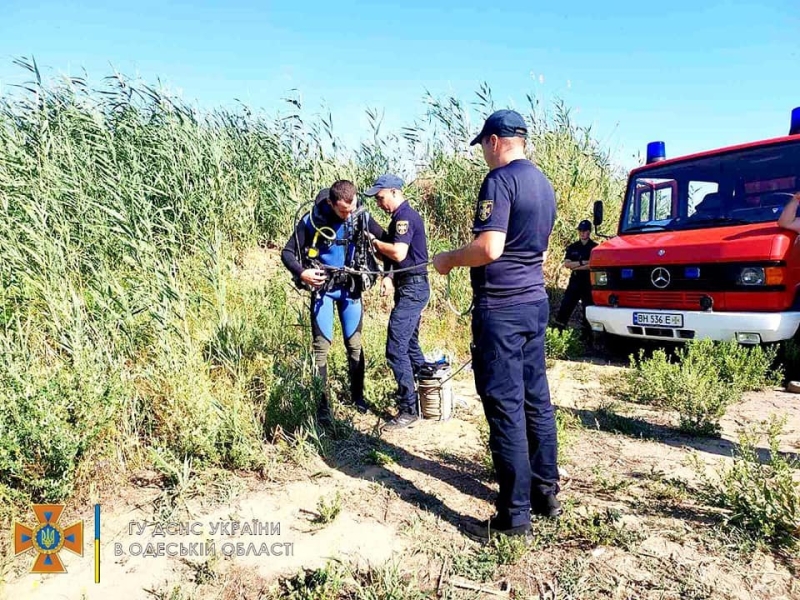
[651,267,671,289]
[657,249,666,256]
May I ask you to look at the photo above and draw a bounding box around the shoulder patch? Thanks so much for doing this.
[396,220,409,235]
[477,200,493,222]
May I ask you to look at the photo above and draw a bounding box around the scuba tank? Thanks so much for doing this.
[347,202,381,295]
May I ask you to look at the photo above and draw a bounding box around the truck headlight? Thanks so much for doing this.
[591,271,608,286]
[738,267,765,286]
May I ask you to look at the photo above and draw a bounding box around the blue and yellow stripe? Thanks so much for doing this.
[94,504,100,583]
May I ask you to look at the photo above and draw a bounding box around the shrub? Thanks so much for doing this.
[665,360,738,436]
[692,416,800,551]
[0,342,125,501]
[620,347,674,406]
[699,339,781,392]
[620,340,780,436]
[546,327,584,362]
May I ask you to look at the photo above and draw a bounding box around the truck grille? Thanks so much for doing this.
[616,291,706,310]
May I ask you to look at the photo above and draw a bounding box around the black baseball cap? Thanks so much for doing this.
[577,220,592,231]
[469,109,528,146]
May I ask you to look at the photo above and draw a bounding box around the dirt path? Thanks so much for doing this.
[3,358,799,599]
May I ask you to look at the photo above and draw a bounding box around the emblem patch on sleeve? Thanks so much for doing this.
[396,220,409,235]
[477,200,493,221]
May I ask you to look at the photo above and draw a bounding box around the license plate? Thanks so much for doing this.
[633,312,683,328]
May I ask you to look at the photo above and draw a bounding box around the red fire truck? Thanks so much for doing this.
[586,107,800,346]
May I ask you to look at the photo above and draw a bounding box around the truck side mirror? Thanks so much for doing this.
[593,200,604,227]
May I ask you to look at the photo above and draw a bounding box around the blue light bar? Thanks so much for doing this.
[684,267,700,279]
[791,107,800,136]
[646,141,666,164]
[621,268,634,279]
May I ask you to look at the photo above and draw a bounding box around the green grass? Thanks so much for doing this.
[312,492,343,525]
[691,416,800,552]
[0,57,625,531]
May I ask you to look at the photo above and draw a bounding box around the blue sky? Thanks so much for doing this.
[0,0,798,171]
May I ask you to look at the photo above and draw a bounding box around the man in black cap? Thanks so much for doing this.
[554,220,597,336]
[365,174,430,430]
[432,109,560,541]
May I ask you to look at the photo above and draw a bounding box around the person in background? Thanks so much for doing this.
[777,192,800,232]
[553,219,597,337]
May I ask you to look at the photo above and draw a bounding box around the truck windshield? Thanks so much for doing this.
[620,140,800,233]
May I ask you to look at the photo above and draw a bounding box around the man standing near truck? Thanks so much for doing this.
[554,219,597,337]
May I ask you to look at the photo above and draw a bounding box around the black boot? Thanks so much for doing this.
[349,348,368,413]
[316,397,333,428]
[462,514,532,543]
[531,493,562,518]
[314,364,333,427]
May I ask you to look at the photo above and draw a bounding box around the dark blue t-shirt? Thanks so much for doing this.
[470,159,556,308]
[387,200,428,276]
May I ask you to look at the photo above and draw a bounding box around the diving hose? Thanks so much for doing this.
[291,196,473,317]
[289,196,475,402]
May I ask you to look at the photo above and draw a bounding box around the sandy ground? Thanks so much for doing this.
[3,359,799,599]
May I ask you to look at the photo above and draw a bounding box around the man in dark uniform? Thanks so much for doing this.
[365,174,430,430]
[433,109,560,541]
[554,220,597,335]
[280,181,386,425]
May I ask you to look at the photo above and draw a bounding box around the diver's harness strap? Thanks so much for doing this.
[290,196,471,316]
[294,201,382,298]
